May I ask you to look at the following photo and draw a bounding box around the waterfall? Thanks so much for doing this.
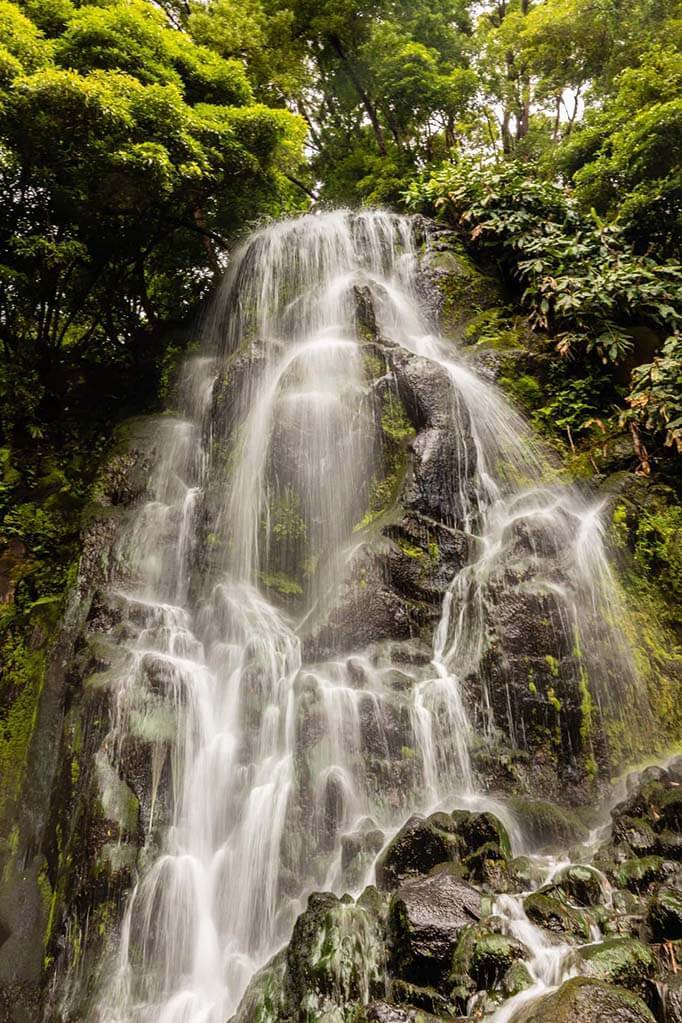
[86,210,648,1023]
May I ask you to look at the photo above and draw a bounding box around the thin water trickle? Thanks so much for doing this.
[85,211,648,1023]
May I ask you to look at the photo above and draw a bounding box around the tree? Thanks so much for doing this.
[0,0,306,443]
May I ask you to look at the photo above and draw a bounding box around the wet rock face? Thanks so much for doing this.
[389,871,482,986]
[596,760,682,908]
[375,809,511,892]
[513,977,656,1023]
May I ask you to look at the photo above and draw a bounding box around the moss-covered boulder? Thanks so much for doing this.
[354,1001,445,1022]
[390,979,460,1018]
[451,921,527,994]
[513,977,656,1023]
[388,870,481,987]
[523,890,593,943]
[375,809,511,892]
[508,798,589,851]
[613,856,670,893]
[578,937,657,993]
[233,888,388,1023]
[646,885,682,940]
[553,865,607,907]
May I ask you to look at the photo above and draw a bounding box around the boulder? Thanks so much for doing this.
[513,977,656,1023]
[523,890,592,943]
[357,1002,445,1022]
[389,871,481,987]
[578,937,656,992]
[646,885,682,940]
[507,798,589,850]
[552,865,607,907]
[376,815,462,892]
[614,856,669,893]
[376,810,511,892]
[451,921,527,993]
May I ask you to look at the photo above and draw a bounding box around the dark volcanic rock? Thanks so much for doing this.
[646,885,682,939]
[376,809,511,892]
[389,871,481,987]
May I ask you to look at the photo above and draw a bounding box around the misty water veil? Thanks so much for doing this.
[78,211,650,1023]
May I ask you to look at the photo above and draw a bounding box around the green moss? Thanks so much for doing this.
[499,373,543,411]
[614,856,666,893]
[433,253,501,333]
[0,631,47,827]
[259,571,304,597]
[545,654,560,677]
[397,539,424,559]
[579,937,656,989]
[508,797,588,848]
[547,687,562,713]
[463,308,525,350]
[635,505,682,597]
[362,352,385,381]
[524,890,593,942]
[268,488,307,544]
[380,392,415,443]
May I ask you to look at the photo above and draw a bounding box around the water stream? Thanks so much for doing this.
[87,211,648,1023]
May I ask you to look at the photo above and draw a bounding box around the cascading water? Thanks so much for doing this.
[85,210,649,1023]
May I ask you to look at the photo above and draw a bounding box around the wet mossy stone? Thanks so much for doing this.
[501,960,534,998]
[341,823,385,887]
[512,977,656,1023]
[390,979,460,1018]
[376,815,460,891]
[283,890,386,1013]
[451,922,527,992]
[230,949,287,1023]
[376,810,510,892]
[450,810,511,859]
[647,885,682,940]
[553,865,607,907]
[578,937,657,992]
[508,797,589,850]
[388,870,482,988]
[523,890,592,943]
[614,856,669,893]
[613,816,659,857]
[508,856,547,891]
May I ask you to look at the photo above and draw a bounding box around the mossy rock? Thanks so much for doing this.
[613,856,669,893]
[647,885,682,940]
[353,1001,444,1022]
[388,871,481,988]
[553,865,607,907]
[501,960,534,998]
[390,979,460,1018]
[508,797,588,851]
[376,810,510,891]
[523,890,592,943]
[451,922,527,993]
[512,977,656,1023]
[578,937,657,992]
[508,855,547,891]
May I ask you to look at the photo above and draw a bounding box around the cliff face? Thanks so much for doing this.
[0,217,679,1023]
